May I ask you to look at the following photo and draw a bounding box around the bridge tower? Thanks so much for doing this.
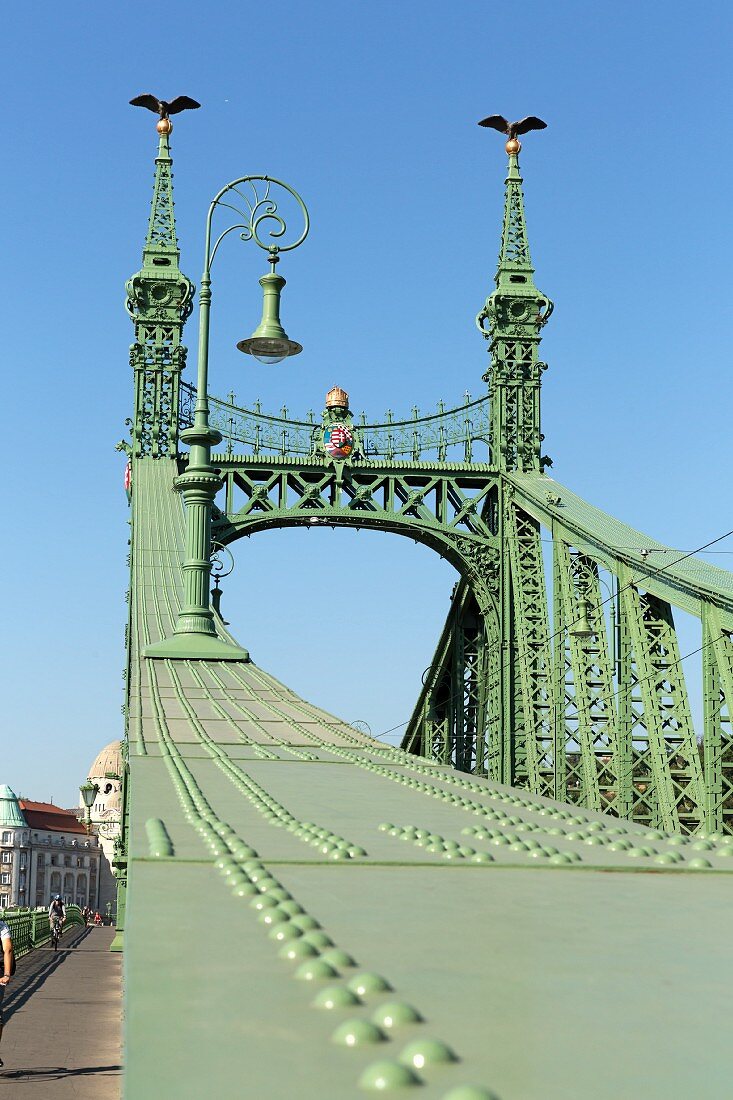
[125,123,194,459]
[405,137,556,788]
[115,121,195,949]
[477,141,553,472]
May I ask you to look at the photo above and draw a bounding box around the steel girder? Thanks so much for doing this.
[403,582,495,776]
[616,566,704,831]
[553,545,624,813]
[504,497,553,795]
[401,488,715,835]
[702,606,733,833]
[211,457,501,598]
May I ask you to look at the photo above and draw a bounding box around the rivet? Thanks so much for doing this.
[304,931,335,950]
[320,948,358,969]
[371,1002,423,1028]
[312,985,362,1010]
[348,973,393,997]
[399,1038,457,1069]
[295,958,339,980]
[332,1019,387,1047]
[357,1058,422,1090]
[268,923,302,942]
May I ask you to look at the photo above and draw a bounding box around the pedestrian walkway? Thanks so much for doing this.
[0,925,121,1097]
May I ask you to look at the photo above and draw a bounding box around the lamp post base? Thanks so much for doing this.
[144,633,250,661]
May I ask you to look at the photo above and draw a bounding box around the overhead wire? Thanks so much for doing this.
[377,522,733,746]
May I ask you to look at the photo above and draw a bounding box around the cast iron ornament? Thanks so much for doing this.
[478,115,547,138]
[129,94,201,119]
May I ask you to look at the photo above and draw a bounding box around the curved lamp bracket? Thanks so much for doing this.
[206,176,310,272]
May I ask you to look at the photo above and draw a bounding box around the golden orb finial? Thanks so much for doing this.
[505,137,521,155]
[325,385,349,410]
[157,118,173,135]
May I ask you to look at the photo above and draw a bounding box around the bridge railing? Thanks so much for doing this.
[180,383,491,463]
[1,905,84,958]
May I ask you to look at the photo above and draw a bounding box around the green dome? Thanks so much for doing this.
[0,785,27,829]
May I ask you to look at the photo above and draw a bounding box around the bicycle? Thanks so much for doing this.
[50,917,63,951]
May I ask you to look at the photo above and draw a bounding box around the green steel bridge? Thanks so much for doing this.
[116,118,733,1099]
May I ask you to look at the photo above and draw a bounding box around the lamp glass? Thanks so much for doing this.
[236,336,302,364]
[80,781,98,809]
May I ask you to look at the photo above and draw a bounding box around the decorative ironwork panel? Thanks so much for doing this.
[180,383,490,463]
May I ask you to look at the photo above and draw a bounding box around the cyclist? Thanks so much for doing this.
[48,895,66,940]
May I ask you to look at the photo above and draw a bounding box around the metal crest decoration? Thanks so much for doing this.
[323,423,355,460]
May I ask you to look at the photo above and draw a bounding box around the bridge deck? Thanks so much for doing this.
[1,926,121,1095]
[126,460,733,1099]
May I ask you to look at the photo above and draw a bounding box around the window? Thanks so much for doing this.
[0,895,7,908]
[63,855,71,868]
[0,874,9,885]
[1,852,11,864]
[19,852,27,868]
[76,857,84,868]
[1,832,10,843]
[36,853,45,867]
[50,855,58,866]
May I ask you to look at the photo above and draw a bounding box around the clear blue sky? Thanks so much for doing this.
[2,2,731,803]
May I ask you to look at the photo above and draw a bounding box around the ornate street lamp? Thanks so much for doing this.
[145,147,309,660]
[79,781,99,834]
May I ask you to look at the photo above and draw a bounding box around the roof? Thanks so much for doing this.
[0,785,27,828]
[19,800,86,835]
[88,740,122,781]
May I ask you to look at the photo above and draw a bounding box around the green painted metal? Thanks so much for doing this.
[180,383,491,462]
[126,131,194,460]
[476,152,553,472]
[145,170,309,660]
[119,119,733,1098]
[702,606,733,833]
[0,785,27,827]
[1,905,84,956]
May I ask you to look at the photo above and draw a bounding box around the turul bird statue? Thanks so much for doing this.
[478,115,547,138]
[129,95,201,119]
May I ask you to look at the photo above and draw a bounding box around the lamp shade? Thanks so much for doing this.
[570,599,594,640]
[79,780,99,810]
[237,271,302,364]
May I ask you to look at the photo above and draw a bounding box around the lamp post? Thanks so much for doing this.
[146,165,309,660]
[79,781,99,834]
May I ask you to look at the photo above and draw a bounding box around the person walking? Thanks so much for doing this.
[0,919,15,1068]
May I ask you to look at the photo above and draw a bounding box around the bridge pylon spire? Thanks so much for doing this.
[125,120,194,459]
[476,130,553,472]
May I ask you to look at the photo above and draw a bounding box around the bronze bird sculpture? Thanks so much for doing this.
[478,115,547,138]
[129,94,201,119]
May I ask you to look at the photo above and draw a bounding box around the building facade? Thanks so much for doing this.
[80,741,122,918]
[0,785,101,910]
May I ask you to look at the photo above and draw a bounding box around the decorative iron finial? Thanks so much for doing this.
[478,114,547,155]
[130,94,201,133]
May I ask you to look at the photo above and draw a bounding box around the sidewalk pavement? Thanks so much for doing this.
[0,925,122,1098]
